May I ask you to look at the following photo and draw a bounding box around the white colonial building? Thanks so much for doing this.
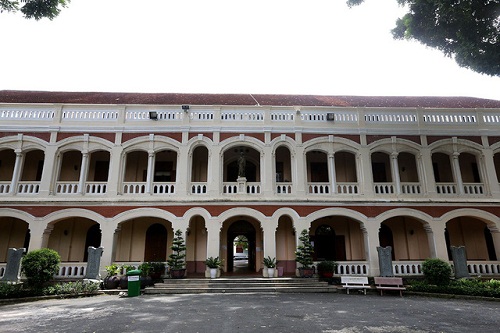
[1,91,500,278]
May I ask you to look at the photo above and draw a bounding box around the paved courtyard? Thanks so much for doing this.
[1,293,499,333]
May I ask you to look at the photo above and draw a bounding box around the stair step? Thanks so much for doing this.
[142,277,338,294]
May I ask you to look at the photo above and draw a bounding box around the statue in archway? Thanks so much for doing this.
[238,152,246,178]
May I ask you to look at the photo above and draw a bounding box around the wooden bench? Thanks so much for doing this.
[340,276,370,295]
[374,277,406,296]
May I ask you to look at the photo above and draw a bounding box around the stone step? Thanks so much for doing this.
[143,277,338,294]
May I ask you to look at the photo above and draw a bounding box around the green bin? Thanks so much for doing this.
[126,269,142,297]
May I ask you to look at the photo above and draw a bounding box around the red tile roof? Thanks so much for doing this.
[0,90,499,108]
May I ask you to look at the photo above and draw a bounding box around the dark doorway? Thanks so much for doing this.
[227,220,256,273]
[145,223,168,261]
[314,225,336,260]
[94,161,109,181]
[485,227,497,261]
[83,224,102,262]
[379,224,395,260]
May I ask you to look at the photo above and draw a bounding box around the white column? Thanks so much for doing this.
[452,152,464,194]
[39,145,58,196]
[262,218,278,277]
[328,152,337,194]
[99,222,115,272]
[146,150,155,194]
[208,145,222,197]
[77,151,89,195]
[206,219,221,258]
[262,147,274,196]
[482,149,500,195]
[428,223,449,261]
[295,147,307,196]
[9,150,24,194]
[391,152,401,194]
[176,147,189,197]
[363,221,381,277]
[106,145,123,196]
[419,149,436,195]
[358,147,374,196]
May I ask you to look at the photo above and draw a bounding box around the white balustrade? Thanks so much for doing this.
[374,183,395,194]
[335,261,369,275]
[423,112,477,124]
[221,111,264,121]
[56,182,79,194]
[308,183,331,194]
[62,110,119,120]
[123,182,147,194]
[222,182,261,194]
[191,183,208,194]
[0,108,55,120]
[467,261,500,276]
[270,112,295,121]
[392,261,423,276]
[126,110,183,121]
[336,182,359,194]
[463,183,484,195]
[483,114,500,124]
[364,113,417,123]
[0,182,11,194]
[17,182,40,194]
[190,112,214,121]
[276,183,293,194]
[401,182,422,194]
[54,263,87,279]
[301,112,327,122]
[436,183,458,194]
[153,182,176,194]
[86,182,107,194]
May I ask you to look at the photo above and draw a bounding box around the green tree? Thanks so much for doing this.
[348,0,500,76]
[1,0,70,20]
[167,229,186,270]
[295,229,314,269]
[21,248,60,287]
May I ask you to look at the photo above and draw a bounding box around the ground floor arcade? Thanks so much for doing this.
[1,205,500,278]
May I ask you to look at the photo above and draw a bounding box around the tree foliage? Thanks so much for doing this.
[0,0,69,20]
[21,248,61,287]
[348,0,500,76]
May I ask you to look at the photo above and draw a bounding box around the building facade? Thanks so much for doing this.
[1,91,500,278]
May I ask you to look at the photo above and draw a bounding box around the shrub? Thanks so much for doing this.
[317,261,337,273]
[295,229,314,268]
[21,248,61,287]
[262,256,276,268]
[422,258,452,286]
[205,256,223,269]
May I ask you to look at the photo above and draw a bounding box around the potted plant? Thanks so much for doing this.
[205,256,222,278]
[317,260,337,278]
[138,262,153,288]
[118,264,135,289]
[295,229,315,277]
[103,263,120,289]
[167,229,187,279]
[149,261,166,280]
[263,256,277,278]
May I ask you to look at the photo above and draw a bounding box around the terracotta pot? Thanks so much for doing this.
[170,268,186,279]
[298,267,314,278]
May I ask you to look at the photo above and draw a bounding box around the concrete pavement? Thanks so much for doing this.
[1,293,499,332]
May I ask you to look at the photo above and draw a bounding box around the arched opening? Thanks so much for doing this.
[144,223,168,262]
[0,217,29,262]
[224,147,259,182]
[446,217,496,260]
[380,216,430,260]
[186,216,207,274]
[311,217,365,261]
[371,152,392,182]
[226,220,256,274]
[83,224,102,262]
[276,215,296,275]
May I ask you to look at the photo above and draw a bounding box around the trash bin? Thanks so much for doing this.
[126,269,142,297]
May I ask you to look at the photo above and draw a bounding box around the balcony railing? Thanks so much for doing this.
[308,183,331,194]
[401,182,422,194]
[17,181,40,194]
[436,182,458,194]
[153,182,176,194]
[276,182,293,194]
[336,182,359,194]
[335,261,369,275]
[0,181,11,194]
[393,261,423,276]
[374,183,395,194]
[463,183,484,195]
[191,182,208,194]
[56,182,79,194]
[86,182,107,195]
[123,182,147,194]
[54,262,87,279]
[467,261,500,276]
[222,182,262,195]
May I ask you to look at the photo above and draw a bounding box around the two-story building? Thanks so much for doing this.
[1,91,500,278]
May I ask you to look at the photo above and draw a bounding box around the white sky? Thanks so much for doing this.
[1,0,499,100]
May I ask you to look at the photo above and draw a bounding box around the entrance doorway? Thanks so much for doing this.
[227,220,256,274]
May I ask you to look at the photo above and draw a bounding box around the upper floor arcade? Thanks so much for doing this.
[1,92,500,203]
